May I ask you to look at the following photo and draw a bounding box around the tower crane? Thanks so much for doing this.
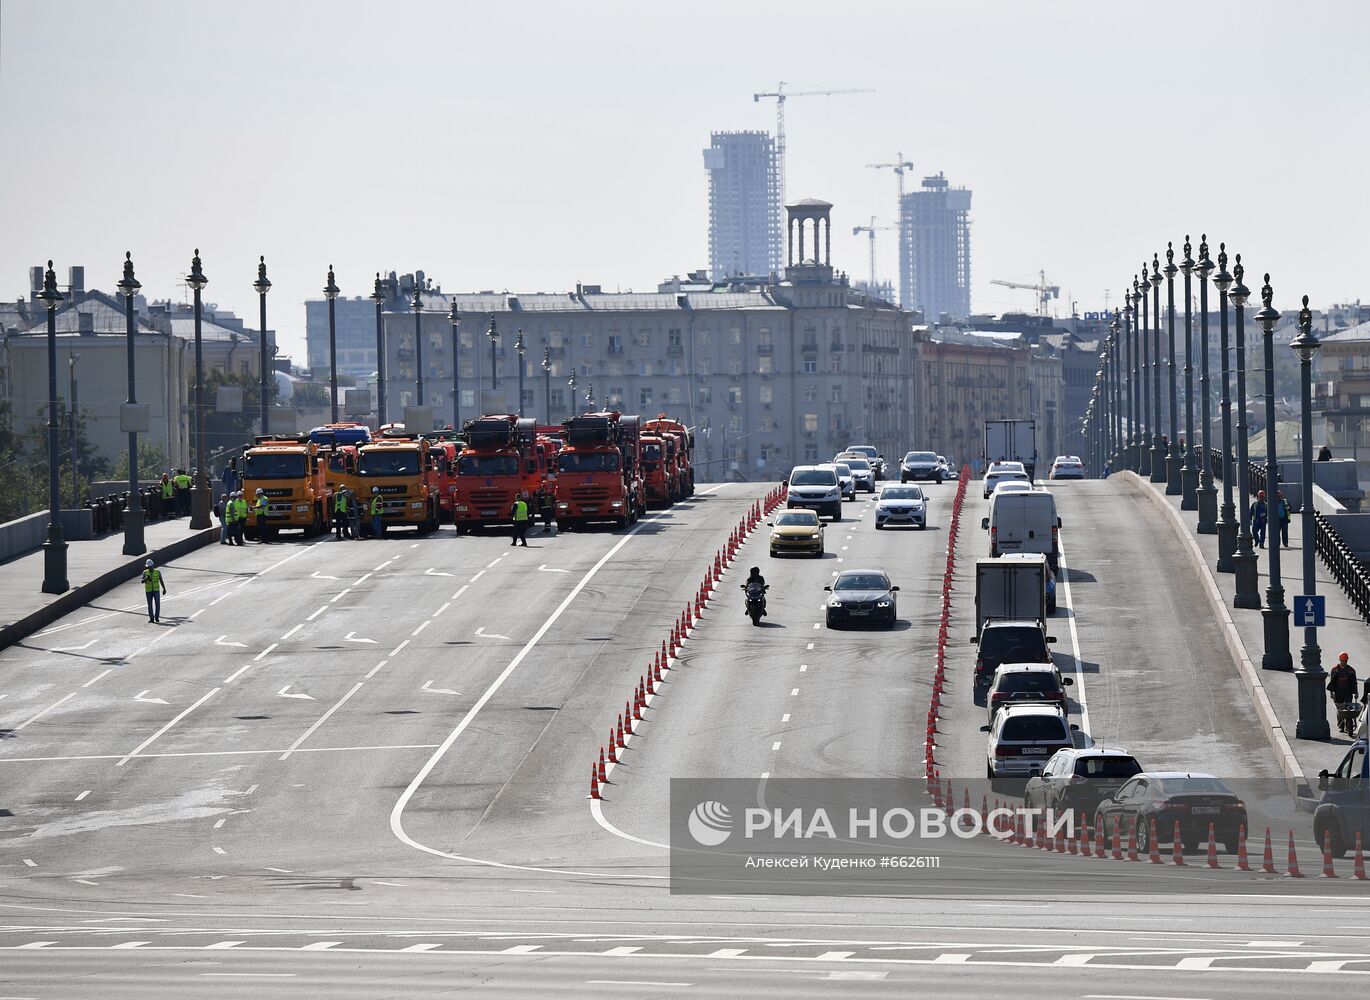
[753,82,875,210]
[990,270,1061,317]
[851,216,896,292]
[867,152,916,201]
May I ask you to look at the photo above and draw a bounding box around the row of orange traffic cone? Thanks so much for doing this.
[925,469,971,788]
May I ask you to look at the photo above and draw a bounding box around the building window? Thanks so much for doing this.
[802,359,818,374]
[730,328,742,345]
[668,329,683,349]
[728,385,742,406]
[803,413,819,433]
[639,387,653,407]
[698,361,710,377]
[608,334,623,354]
[804,443,818,461]
[639,362,652,376]
[729,358,742,377]
[548,331,564,348]
[635,330,651,347]
[698,386,712,405]
[729,414,742,433]
[762,416,776,432]
[757,329,772,348]
[698,329,711,347]
[609,385,624,402]
[669,360,683,376]
[759,385,773,405]
[831,384,842,403]
[429,331,443,350]
[580,333,594,348]
[667,387,682,405]
[607,361,623,377]
[550,389,564,409]
[758,356,773,374]
[830,356,842,374]
[460,330,475,349]
[803,384,818,403]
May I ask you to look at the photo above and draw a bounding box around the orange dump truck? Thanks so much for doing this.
[355,432,443,533]
[242,435,332,538]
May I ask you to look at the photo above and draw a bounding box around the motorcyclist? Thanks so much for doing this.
[1328,652,1360,734]
[743,566,768,617]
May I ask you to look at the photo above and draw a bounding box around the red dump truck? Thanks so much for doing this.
[553,411,644,530]
[450,415,555,534]
[641,431,678,507]
[643,415,695,499]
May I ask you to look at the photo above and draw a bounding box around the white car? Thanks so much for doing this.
[983,463,1032,499]
[832,463,857,501]
[874,484,927,529]
[1049,456,1086,480]
[838,456,876,493]
[992,480,1034,497]
[937,456,959,480]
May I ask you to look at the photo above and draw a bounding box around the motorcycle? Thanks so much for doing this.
[1336,699,1364,738]
[741,582,769,626]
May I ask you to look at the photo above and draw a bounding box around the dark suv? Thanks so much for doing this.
[986,663,1073,726]
[1023,748,1143,818]
[972,619,1056,705]
[1315,740,1370,857]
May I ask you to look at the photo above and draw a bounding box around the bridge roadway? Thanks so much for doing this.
[0,480,1366,998]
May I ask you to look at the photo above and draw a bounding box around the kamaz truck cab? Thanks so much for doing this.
[451,415,552,534]
[643,414,695,498]
[356,431,442,533]
[242,435,331,539]
[554,411,644,530]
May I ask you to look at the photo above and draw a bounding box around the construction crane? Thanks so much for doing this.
[753,82,875,210]
[867,152,916,201]
[851,216,896,292]
[990,270,1061,317]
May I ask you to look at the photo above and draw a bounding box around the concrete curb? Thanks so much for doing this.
[1119,471,1312,804]
[0,527,220,652]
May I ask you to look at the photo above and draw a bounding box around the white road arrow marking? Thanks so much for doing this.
[310,571,340,580]
[424,567,454,577]
[537,565,570,573]
[133,690,169,705]
[421,680,460,695]
[277,685,315,700]
[473,627,511,640]
[214,636,247,648]
[53,638,97,652]
[343,632,378,644]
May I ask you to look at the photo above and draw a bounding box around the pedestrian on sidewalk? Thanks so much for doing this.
[1319,444,1333,462]
[1275,490,1292,548]
[173,468,192,516]
[221,457,241,496]
[215,492,229,544]
[142,559,166,623]
[1249,490,1268,549]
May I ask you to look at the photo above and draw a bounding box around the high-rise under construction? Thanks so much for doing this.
[703,131,781,281]
[900,172,972,321]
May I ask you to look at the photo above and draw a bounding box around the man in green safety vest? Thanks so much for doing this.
[253,489,269,543]
[160,473,175,517]
[173,468,193,516]
[334,489,351,540]
[231,491,247,545]
[510,492,531,547]
[142,558,167,623]
[369,493,384,539]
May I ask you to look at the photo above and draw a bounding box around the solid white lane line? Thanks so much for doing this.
[586,984,693,989]
[117,688,221,766]
[21,859,36,867]
[365,660,389,680]
[280,624,303,641]
[82,669,112,689]
[211,846,226,855]
[213,819,226,829]
[390,639,410,657]
[1054,534,1091,736]
[210,593,229,605]
[279,683,364,760]
[253,643,278,662]
[487,556,504,568]
[374,559,395,571]
[10,693,76,733]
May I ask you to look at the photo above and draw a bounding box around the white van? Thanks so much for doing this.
[786,465,843,521]
[982,489,1061,567]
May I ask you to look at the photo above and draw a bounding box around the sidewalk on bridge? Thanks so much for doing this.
[0,516,219,650]
[1119,468,1360,803]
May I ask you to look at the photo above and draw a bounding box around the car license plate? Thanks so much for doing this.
[850,610,869,616]
[1021,748,1048,756]
[1191,806,1221,815]
[480,509,498,516]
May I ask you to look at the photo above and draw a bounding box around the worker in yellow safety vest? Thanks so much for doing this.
[142,558,167,623]
[253,489,269,543]
[510,493,531,547]
[231,491,247,546]
[333,489,351,540]
[173,469,193,516]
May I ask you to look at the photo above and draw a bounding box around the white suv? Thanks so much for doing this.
[786,465,843,521]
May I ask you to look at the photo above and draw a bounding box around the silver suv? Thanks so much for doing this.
[786,465,842,521]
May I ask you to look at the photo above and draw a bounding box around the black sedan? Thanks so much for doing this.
[824,569,899,629]
[1093,772,1247,854]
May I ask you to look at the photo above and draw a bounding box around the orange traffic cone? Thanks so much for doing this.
[1171,820,1185,866]
[1235,825,1250,872]
[1323,831,1337,878]
[597,748,607,784]
[1093,819,1104,858]
[1148,819,1163,864]
[1355,833,1366,880]
[1287,830,1304,878]
[607,733,618,765]
[1080,812,1093,858]
[1110,817,1122,860]
[1206,822,1220,869]
[616,714,626,749]
[589,766,601,800]
[1126,819,1138,862]
[1261,827,1275,874]
[623,702,635,734]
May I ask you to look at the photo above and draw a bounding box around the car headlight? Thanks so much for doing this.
[809,530,821,538]
[455,504,468,512]
[296,505,309,513]
[410,501,424,509]
[610,501,623,508]
[877,599,892,608]
[828,599,843,608]
[557,502,569,509]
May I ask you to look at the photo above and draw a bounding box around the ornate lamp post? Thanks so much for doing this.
[515,329,527,418]
[411,282,424,407]
[117,253,145,556]
[1257,274,1292,671]
[1150,255,1165,482]
[1126,290,1139,470]
[370,274,387,425]
[1290,296,1329,738]
[1230,256,1261,609]
[586,381,595,409]
[38,262,68,594]
[1109,313,1122,469]
[541,346,552,424]
[1195,236,1218,533]
[254,256,271,434]
[487,318,499,390]
[567,367,578,416]
[1180,237,1198,509]
[1213,245,1237,571]
[324,265,340,423]
[1164,243,1182,494]
[1138,270,1152,478]
[186,250,211,530]
[449,300,461,431]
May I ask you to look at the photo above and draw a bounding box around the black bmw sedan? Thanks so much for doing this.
[824,569,899,629]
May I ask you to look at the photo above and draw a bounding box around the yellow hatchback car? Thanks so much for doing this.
[769,508,825,558]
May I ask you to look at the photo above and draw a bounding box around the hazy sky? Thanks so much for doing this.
[2,0,1365,360]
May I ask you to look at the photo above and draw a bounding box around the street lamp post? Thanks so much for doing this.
[541,347,552,424]
[412,283,424,407]
[1231,256,1261,609]
[1195,237,1218,533]
[515,329,526,418]
[1257,274,1292,670]
[117,252,146,556]
[487,318,499,391]
[38,262,67,594]
[1125,293,1137,470]
[254,256,271,435]
[449,301,461,431]
[1213,245,1237,571]
[1291,296,1329,739]
[68,354,80,506]
[1150,256,1165,482]
[1139,271,1150,476]
[186,250,211,530]
[1164,243,1182,494]
[1110,314,1122,469]
[1180,237,1198,510]
[324,266,340,423]
[370,274,387,426]
[567,368,578,416]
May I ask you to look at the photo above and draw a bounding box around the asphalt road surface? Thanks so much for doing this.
[1,479,1366,998]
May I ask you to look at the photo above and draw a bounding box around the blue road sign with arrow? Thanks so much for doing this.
[1294,595,1326,627]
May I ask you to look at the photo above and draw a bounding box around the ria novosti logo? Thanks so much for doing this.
[687,801,734,846]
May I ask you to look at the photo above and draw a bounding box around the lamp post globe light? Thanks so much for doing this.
[1138,270,1152,478]
[1195,236,1218,533]
[1257,274,1292,671]
[449,300,461,431]
[541,346,552,424]
[37,262,68,593]
[117,252,146,556]
[253,256,271,435]
[1150,255,1165,482]
[1290,295,1329,739]
[411,282,425,408]
[1230,256,1261,609]
[1213,245,1237,572]
[324,265,340,423]
[370,273,387,426]
[187,250,212,530]
[487,318,499,391]
[1180,236,1199,510]
[1164,243,1182,494]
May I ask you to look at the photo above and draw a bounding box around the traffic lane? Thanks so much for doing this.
[395,488,766,867]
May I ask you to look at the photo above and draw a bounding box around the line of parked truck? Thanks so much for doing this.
[233,411,695,540]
